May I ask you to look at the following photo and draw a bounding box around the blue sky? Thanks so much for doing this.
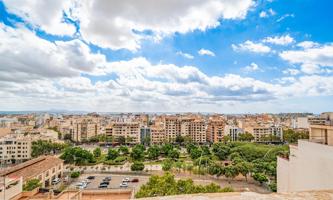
[0,0,332,113]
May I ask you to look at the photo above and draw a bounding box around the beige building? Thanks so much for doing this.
[277,123,333,192]
[0,176,23,200]
[206,120,225,143]
[105,122,140,144]
[0,156,64,188]
[72,119,100,142]
[150,126,166,144]
[164,116,181,142]
[244,125,283,141]
[0,135,32,165]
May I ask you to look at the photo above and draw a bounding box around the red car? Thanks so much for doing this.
[131,178,139,183]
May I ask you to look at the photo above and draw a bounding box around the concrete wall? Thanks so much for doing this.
[277,140,333,192]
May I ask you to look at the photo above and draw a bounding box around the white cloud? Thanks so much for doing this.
[198,49,216,56]
[2,0,76,36]
[276,13,295,22]
[280,43,333,74]
[0,23,106,81]
[2,0,255,51]
[297,41,319,49]
[262,34,294,45]
[232,40,271,53]
[259,8,275,18]
[283,69,300,76]
[242,63,262,72]
[177,51,194,59]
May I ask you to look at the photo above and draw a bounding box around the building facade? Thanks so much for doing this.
[277,123,333,192]
[0,135,32,165]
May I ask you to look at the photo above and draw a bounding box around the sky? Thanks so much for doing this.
[0,0,333,113]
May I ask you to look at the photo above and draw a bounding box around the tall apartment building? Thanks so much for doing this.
[277,119,333,192]
[140,127,151,145]
[188,119,206,143]
[0,135,32,165]
[206,120,225,143]
[72,119,100,142]
[164,116,181,142]
[105,122,140,144]
[150,125,166,144]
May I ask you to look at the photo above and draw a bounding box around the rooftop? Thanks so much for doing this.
[0,156,63,181]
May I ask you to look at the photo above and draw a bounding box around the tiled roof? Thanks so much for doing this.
[0,156,63,181]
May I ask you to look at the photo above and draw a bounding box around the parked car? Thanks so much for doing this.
[52,178,61,185]
[122,177,130,182]
[99,183,108,188]
[119,182,128,188]
[100,181,110,185]
[131,178,139,183]
[76,182,87,189]
[39,188,49,193]
[87,176,95,180]
[103,176,112,181]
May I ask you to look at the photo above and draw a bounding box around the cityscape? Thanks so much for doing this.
[1,0,333,200]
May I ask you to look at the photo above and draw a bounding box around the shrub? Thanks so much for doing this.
[70,171,81,178]
[23,179,41,191]
[131,162,145,171]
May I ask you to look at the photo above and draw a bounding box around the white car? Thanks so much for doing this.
[122,177,130,182]
[52,178,61,185]
[120,182,128,188]
[75,182,87,189]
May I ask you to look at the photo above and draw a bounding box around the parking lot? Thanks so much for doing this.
[69,174,149,190]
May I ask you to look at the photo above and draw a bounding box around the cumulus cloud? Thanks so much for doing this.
[280,43,333,74]
[0,23,107,81]
[283,69,300,76]
[297,41,319,49]
[2,0,254,50]
[262,34,294,45]
[198,49,216,56]
[2,0,76,36]
[232,40,271,53]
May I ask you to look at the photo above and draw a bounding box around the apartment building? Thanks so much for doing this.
[188,119,206,143]
[0,156,63,188]
[0,135,32,165]
[105,122,140,144]
[277,122,333,192]
[72,119,100,142]
[225,125,243,141]
[140,127,151,145]
[206,119,225,143]
[244,125,283,141]
[164,116,181,142]
[150,126,166,144]
[291,117,309,129]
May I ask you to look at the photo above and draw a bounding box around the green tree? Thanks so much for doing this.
[223,165,239,183]
[252,172,268,184]
[147,145,160,160]
[223,135,231,144]
[161,143,173,155]
[117,136,126,145]
[93,147,101,158]
[131,144,145,161]
[175,135,185,145]
[131,161,145,171]
[235,161,252,181]
[107,148,119,160]
[162,159,173,171]
[167,149,180,160]
[70,171,81,178]
[212,143,230,160]
[201,145,211,156]
[238,132,254,141]
[23,179,41,191]
[118,145,129,155]
[208,163,224,178]
[189,147,202,160]
[60,147,95,165]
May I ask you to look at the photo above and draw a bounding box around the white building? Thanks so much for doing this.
[0,176,23,200]
[0,135,32,165]
[224,125,243,141]
[277,123,333,192]
[292,117,309,129]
